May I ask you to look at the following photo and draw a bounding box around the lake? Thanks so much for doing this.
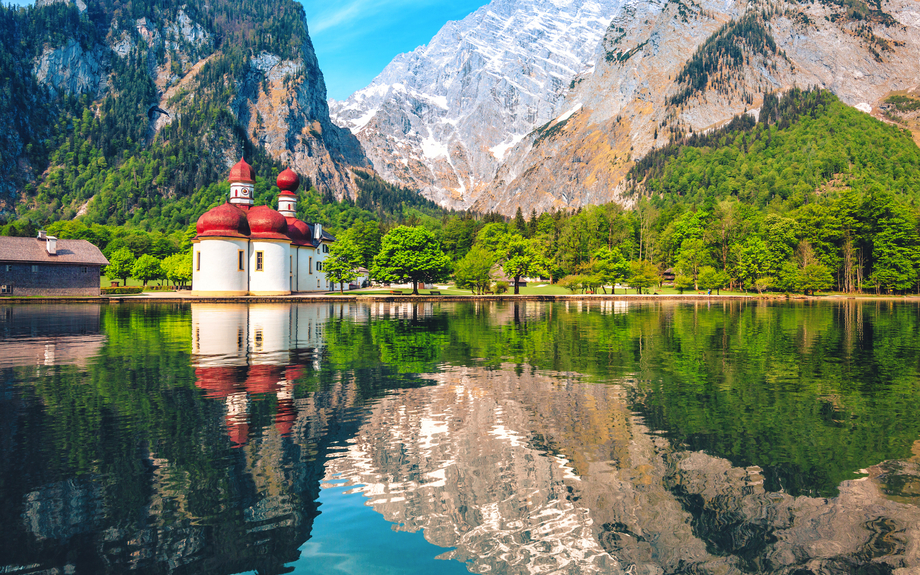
[1,300,919,574]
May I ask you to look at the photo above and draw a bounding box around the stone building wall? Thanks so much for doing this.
[0,263,102,296]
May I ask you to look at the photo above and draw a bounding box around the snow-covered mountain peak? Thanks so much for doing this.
[329,0,627,208]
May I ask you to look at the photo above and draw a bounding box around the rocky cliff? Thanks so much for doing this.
[476,0,920,214]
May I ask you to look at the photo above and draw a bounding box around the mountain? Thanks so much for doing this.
[334,0,920,216]
[0,0,372,233]
[329,0,627,210]
[476,0,920,214]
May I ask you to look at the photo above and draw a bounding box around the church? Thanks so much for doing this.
[192,159,334,296]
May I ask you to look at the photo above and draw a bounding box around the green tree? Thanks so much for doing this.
[675,237,710,289]
[454,246,496,294]
[161,251,192,287]
[325,236,363,294]
[106,247,135,285]
[800,263,834,295]
[674,274,695,294]
[591,246,629,294]
[698,266,730,294]
[350,221,382,268]
[502,236,544,295]
[627,261,659,294]
[132,254,162,287]
[372,226,452,295]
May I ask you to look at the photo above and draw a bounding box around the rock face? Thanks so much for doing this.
[33,39,108,97]
[474,0,920,214]
[230,41,370,200]
[142,9,370,199]
[330,0,626,209]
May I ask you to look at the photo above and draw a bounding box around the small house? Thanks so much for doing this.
[0,232,109,296]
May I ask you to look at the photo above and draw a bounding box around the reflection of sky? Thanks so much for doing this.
[292,478,470,575]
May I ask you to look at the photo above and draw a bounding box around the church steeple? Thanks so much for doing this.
[228,158,255,209]
[276,168,300,217]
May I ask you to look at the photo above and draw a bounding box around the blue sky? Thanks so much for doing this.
[301,0,491,100]
[7,0,490,101]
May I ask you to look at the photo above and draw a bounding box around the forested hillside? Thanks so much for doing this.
[0,0,404,239]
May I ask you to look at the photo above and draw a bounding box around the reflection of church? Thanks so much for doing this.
[191,303,334,445]
[192,159,335,296]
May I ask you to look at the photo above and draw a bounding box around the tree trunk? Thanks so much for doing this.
[412,280,419,295]
[514,277,520,295]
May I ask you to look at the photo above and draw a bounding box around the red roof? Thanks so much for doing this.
[196,202,251,239]
[248,205,289,240]
[228,157,255,184]
[277,168,300,193]
[285,217,315,247]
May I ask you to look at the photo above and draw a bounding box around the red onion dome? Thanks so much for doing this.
[228,157,255,183]
[285,217,314,246]
[248,205,289,240]
[277,168,300,193]
[196,202,250,238]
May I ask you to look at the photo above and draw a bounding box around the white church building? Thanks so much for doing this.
[192,159,334,296]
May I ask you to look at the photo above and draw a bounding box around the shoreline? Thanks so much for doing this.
[1,293,919,304]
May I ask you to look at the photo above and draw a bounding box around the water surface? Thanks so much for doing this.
[2,300,919,574]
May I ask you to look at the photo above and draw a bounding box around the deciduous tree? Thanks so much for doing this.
[372,226,451,295]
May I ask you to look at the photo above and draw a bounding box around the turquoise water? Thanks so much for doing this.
[2,300,920,574]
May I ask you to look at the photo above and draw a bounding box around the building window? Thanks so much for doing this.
[316,261,323,271]
[196,252,201,271]
[290,255,293,276]
[81,266,88,273]
[4,265,10,272]
[31,264,38,273]
[0,285,11,294]
[256,251,264,271]
[238,250,245,271]
[309,257,313,274]
[322,244,329,254]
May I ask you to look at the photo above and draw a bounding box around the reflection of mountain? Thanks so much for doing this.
[0,304,104,367]
[324,365,920,574]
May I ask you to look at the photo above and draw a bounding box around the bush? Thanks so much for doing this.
[494,281,509,294]
[101,286,144,295]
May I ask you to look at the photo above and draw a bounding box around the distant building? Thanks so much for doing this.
[192,159,335,296]
[0,233,108,296]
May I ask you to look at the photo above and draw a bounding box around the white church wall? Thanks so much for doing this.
[192,239,249,296]
[249,240,291,295]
